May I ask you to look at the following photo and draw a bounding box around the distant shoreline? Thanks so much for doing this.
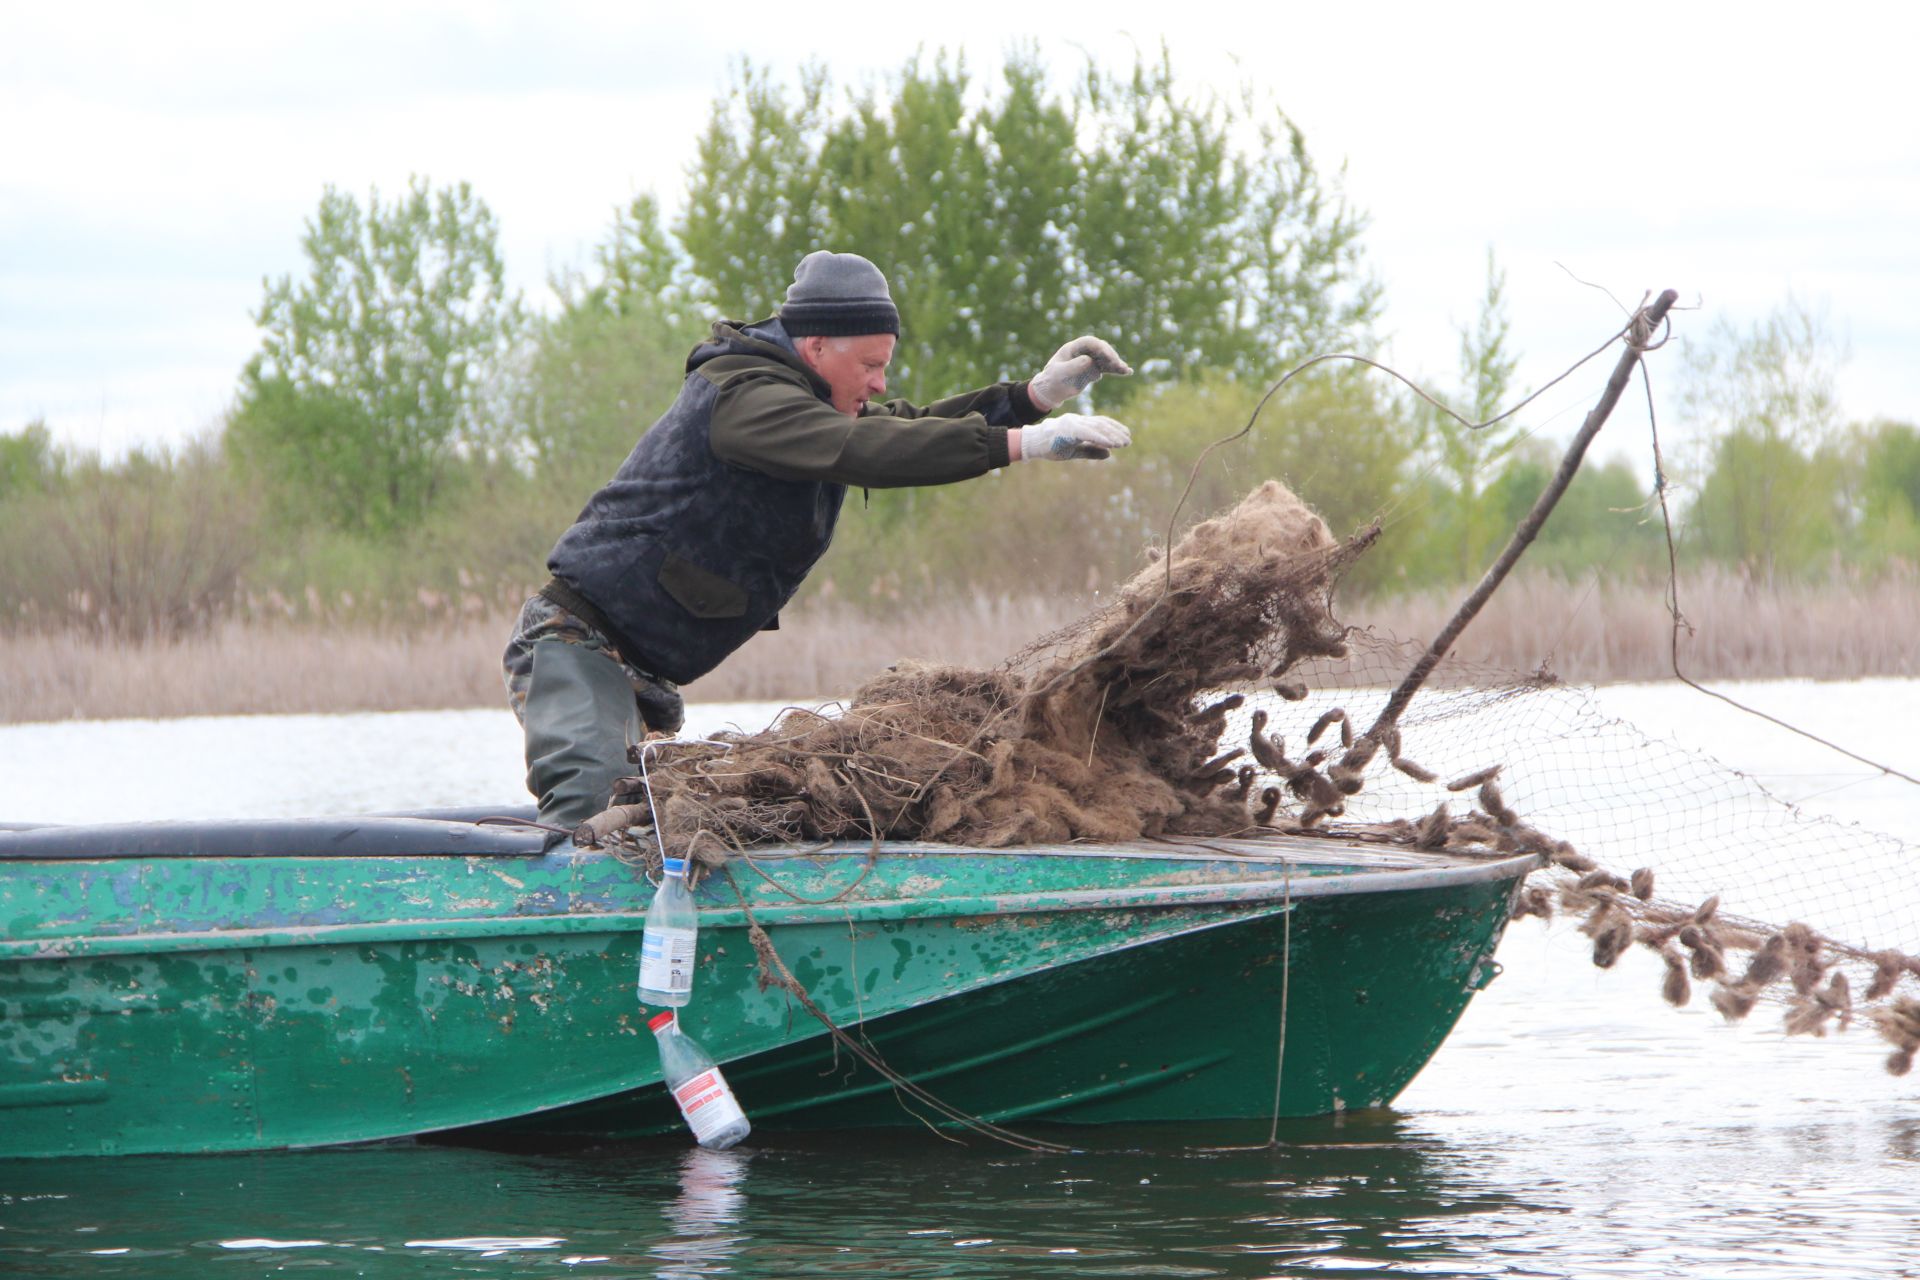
[4,575,1915,724]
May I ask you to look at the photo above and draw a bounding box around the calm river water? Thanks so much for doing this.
[3,681,1918,1278]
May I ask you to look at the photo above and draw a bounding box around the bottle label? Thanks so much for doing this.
[674,1069,747,1143]
[639,927,697,994]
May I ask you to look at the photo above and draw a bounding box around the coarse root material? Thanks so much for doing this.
[599,481,1368,864]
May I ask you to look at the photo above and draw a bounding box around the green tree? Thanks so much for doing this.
[1120,372,1414,539]
[1679,299,1845,574]
[1074,49,1376,396]
[679,62,832,323]
[673,48,1376,403]
[811,51,1054,399]
[531,193,711,491]
[1482,444,1664,577]
[665,47,1379,554]
[680,51,1080,400]
[1420,249,1524,580]
[1826,417,1920,566]
[555,193,706,338]
[0,419,61,500]
[515,306,695,490]
[968,54,1083,382]
[1688,429,1838,575]
[1859,418,1920,527]
[230,177,523,534]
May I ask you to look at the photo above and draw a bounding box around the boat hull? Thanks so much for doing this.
[0,831,1531,1157]
[456,872,1517,1146]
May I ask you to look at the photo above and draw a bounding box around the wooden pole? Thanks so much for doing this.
[1351,289,1679,767]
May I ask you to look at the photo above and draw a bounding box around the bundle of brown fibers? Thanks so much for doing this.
[607,481,1367,862]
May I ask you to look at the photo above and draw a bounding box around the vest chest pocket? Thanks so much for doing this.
[659,552,750,619]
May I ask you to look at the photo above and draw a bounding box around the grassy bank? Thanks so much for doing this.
[3,571,1915,724]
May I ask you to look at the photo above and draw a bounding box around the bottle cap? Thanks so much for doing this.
[647,1010,676,1033]
[663,857,688,876]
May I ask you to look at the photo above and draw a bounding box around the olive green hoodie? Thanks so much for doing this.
[700,319,1043,485]
[544,317,1048,685]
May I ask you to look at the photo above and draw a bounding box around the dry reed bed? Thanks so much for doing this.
[0,595,1086,724]
[1364,571,1920,684]
[2,572,1916,724]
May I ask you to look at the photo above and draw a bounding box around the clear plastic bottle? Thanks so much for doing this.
[649,1011,751,1150]
[637,855,697,1006]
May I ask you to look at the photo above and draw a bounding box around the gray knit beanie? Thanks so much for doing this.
[778,251,900,337]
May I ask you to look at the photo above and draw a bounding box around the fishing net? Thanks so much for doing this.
[1246,638,1920,1073]
[582,467,1920,1077]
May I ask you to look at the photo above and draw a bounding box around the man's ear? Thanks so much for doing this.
[794,335,820,368]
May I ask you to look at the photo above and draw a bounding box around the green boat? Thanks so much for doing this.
[0,812,1533,1158]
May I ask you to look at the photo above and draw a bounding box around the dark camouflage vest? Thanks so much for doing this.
[546,319,845,685]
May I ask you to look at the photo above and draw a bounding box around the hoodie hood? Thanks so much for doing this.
[687,317,834,402]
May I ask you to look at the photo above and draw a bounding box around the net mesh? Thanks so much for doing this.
[588,479,1920,1076]
[1254,637,1920,1066]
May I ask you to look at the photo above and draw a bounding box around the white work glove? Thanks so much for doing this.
[1028,336,1132,412]
[1018,414,1132,462]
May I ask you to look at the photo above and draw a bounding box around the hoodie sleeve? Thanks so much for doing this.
[869,380,1049,429]
[706,368,1034,488]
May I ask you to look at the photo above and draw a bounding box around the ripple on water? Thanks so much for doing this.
[3,691,1920,1275]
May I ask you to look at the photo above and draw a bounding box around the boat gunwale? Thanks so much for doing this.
[732,833,1483,870]
[1,851,1540,962]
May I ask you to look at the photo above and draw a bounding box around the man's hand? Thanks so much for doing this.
[1028,336,1132,412]
[1017,414,1132,462]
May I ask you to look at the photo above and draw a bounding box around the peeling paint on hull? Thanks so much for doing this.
[0,833,1533,1157]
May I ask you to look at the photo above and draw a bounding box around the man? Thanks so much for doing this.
[504,250,1134,830]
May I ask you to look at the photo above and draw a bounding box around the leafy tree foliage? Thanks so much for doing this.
[1858,419,1920,529]
[1072,52,1376,397]
[1688,430,1839,575]
[1421,250,1525,578]
[555,193,706,338]
[514,306,695,490]
[1812,417,1920,567]
[1105,370,1420,592]
[662,46,1384,545]
[679,63,834,325]
[230,177,523,534]
[675,48,1376,403]
[1482,445,1665,577]
[528,194,709,490]
[0,420,61,500]
[1679,300,1846,574]
[1682,299,1843,452]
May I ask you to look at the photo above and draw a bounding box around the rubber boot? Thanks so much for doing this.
[521,639,641,835]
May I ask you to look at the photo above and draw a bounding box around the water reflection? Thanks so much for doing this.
[652,1146,749,1278]
[0,1106,1915,1276]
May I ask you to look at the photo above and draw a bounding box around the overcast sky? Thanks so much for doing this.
[4,1,1916,463]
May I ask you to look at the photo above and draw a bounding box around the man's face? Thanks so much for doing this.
[798,334,895,417]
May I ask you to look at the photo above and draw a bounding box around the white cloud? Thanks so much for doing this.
[4,0,1917,455]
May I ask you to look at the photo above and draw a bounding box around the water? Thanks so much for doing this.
[3,682,1919,1277]
[2,1110,1913,1276]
